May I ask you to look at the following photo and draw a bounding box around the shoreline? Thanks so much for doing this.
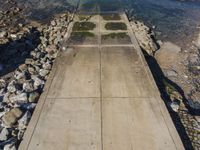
[0,1,75,149]
[0,1,199,149]
[129,17,200,149]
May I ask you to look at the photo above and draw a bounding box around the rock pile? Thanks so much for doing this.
[130,21,158,55]
[130,18,200,150]
[0,10,73,149]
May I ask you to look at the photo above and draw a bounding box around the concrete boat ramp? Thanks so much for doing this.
[19,12,184,150]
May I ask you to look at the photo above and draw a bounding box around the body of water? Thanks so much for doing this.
[17,0,200,47]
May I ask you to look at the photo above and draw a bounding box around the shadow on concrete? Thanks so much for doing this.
[141,49,195,150]
[0,27,41,77]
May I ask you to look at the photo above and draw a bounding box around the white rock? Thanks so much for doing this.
[0,128,9,141]
[3,93,11,103]
[0,79,6,88]
[170,101,180,112]
[31,76,45,89]
[130,21,157,55]
[0,31,7,38]
[23,82,34,92]
[9,93,28,104]
[7,81,17,93]
[3,143,16,150]
[28,67,35,75]
[42,62,52,70]
[39,69,49,77]
[51,20,57,26]
[10,34,17,39]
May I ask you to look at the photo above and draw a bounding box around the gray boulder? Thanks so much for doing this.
[39,69,49,77]
[31,75,45,89]
[23,82,34,92]
[7,81,17,93]
[18,64,27,71]
[28,92,39,103]
[2,108,23,127]
[9,93,28,104]
[0,128,9,141]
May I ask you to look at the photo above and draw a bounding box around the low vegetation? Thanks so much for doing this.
[105,22,127,30]
[102,32,128,39]
[163,79,182,101]
[71,31,95,38]
[72,22,96,31]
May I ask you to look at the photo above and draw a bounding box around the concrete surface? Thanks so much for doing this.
[19,12,184,150]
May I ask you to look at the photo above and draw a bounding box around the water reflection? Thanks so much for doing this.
[78,0,123,12]
[124,0,200,46]
[16,0,200,46]
[17,0,79,21]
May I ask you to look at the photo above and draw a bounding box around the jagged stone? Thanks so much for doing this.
[23,82,34,92]
[28,92,39,103]
[0,128,9,141]
[39,69,50,77]
[9,93,28,104]
[2,108,23,127]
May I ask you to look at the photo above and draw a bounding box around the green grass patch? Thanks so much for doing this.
[102,14,121,20]
[71,32,95,38]
[72,22,96,31]
[105,22,127,30]
[102,32,128,39]
[163,79,178,95]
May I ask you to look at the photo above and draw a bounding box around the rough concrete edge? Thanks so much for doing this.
[123,13,185,150]
[18,15,75,150]
[19,12,184,150]
[18,59,58,150]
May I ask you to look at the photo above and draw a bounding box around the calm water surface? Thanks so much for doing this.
[17,0,200,47]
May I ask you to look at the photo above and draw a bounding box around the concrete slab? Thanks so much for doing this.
[102,98,178,150]
[47,47,100,98]
[101,47,153,98]
[67,32,99,45]
[75,14,100,22]
[101,32,132,45]
[101,47,141,66]
[19,12,184,150]
[27,98,101,150]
